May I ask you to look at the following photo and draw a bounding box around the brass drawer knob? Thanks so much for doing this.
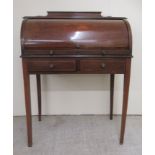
[101,63,106,68]
[49,50,54,55]
[101,50,106,55]
[76,44,80,49]
[49,64,54,68]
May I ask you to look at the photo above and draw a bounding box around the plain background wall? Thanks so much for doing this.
[13,0,142,116]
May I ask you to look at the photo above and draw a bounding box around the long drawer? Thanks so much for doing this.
[23,49,130,56]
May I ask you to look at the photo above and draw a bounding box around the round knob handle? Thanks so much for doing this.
[49,50,54,55]
[49,64,54,68]
[76,44,80,49]
[101,50,106,55]
[101,63,106,68]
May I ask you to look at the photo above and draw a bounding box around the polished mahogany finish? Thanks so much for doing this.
[21,20,129,51]
[21,12,132,147]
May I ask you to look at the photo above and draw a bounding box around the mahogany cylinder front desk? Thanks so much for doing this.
[20,12,132,147]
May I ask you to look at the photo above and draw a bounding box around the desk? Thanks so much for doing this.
[21,12,132,147]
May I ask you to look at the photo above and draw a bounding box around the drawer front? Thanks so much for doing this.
[77,49,130,55]
[23,49,130,56]
[80,60,125,73]
[23,50,77,55]
[28,60,76,72]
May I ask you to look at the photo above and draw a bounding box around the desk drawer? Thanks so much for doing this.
[23,49,130,56]
[28,60,76,72]
[80,60,125,73]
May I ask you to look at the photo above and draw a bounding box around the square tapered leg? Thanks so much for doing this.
[110,74,115,120]
[36,74,42,121]
[120,59,131,144]
[22,60,32,147]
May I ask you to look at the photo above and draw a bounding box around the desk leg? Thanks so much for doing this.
[120,59,131,144]
[22,61,32,147]
[36,74,41,121]
[110,74,115,120]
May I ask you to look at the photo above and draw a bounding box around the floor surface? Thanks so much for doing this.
[13,115,142,155]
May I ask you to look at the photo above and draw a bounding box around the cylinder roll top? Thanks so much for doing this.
[21,12,132,56]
